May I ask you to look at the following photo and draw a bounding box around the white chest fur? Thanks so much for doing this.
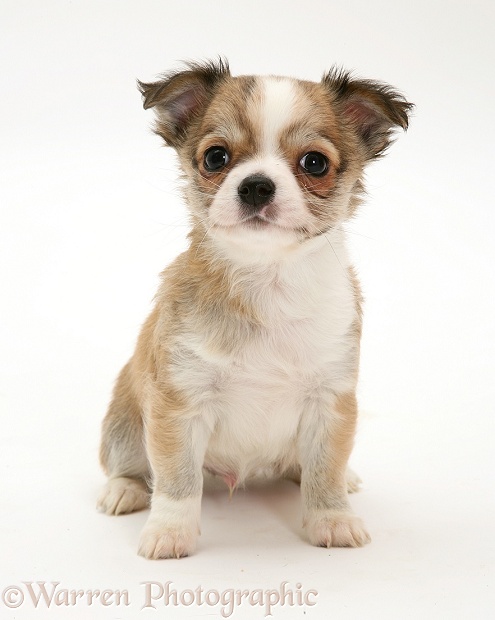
[170,231,359,483]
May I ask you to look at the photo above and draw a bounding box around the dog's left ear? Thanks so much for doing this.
[138,58,230,147]
[322,69,414,159]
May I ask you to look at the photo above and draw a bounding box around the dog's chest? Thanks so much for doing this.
[170,253,358,478]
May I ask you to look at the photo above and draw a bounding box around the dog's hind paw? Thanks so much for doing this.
[305,510,371,548]
[97,477,149,515]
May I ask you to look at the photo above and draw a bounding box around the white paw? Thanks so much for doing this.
[97,477,149,515]
[346,468,362,494]
[137,494,201,560]
[305,510,371,548]
[138,521,198,559]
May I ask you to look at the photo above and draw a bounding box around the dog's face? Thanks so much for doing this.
[139,60,411,260]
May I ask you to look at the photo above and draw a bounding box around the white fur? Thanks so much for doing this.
[259,77,297,153]
[138,494,201,559]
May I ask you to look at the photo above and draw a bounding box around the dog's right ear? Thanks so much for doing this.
[138,58,230,147]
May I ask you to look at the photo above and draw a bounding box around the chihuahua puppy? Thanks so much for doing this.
[97,59,412,559]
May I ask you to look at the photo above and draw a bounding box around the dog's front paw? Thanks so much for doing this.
[138,521,199,559]
[305,510,371,548]
[138,494,201,560]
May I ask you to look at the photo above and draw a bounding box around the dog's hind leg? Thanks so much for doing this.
[97,361,150,515]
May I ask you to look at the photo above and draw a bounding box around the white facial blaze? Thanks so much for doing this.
[259,77,298,154]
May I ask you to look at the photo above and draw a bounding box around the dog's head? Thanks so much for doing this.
[139,59,412,261]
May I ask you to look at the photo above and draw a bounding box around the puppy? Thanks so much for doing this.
[97,59,412,559]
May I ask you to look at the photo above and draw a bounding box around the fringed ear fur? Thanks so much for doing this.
[137,58,230,147]
[322,68,414,159]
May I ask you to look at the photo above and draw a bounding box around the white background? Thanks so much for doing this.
[1,1,494,618]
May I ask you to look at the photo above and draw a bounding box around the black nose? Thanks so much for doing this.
[237,175,275,209]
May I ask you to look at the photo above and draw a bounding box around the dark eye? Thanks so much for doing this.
[203,146,229,171]
[299,151,329,176]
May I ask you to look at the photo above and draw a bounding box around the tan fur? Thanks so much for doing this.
[331,392,359,475]
[99,360,146,479]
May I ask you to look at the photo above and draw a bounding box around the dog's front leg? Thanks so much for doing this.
[138,399,210,560]
[299,392,371,548]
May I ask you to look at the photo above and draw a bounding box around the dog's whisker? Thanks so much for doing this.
[304,220,349,279]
